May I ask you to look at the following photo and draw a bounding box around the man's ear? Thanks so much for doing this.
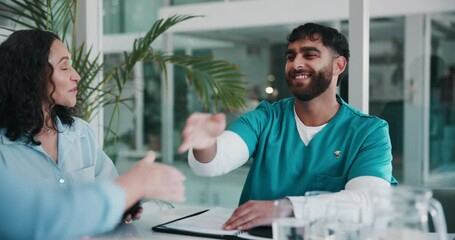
[333,56,347,76]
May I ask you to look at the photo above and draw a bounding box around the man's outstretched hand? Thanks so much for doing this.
[178,112,226,153]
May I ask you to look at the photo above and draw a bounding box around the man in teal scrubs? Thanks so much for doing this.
[179,23,397,230]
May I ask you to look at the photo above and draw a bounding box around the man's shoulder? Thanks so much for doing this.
[342,101,381,118]
[243,98,294,122]
[255,97,294,112]
[340,102,388,128]
[231,98,294,130]
[337,95,369,118]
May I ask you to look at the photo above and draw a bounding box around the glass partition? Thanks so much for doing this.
[429,12,455,177]
[103,0,161,34]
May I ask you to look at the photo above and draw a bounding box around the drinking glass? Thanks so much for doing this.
[272,218,307,240]
[369,186,448,240]
[272,199,306,240]
[325,200,364,240]
[299,191,333,239]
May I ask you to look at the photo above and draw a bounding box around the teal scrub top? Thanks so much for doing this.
[228,96,397,205]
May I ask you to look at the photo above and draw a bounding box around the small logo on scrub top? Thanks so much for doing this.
[334,150,341,158]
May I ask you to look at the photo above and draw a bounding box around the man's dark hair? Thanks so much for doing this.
[0,29,77,145]
[287,23,350,85]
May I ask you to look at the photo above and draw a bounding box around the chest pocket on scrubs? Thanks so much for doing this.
[313,174,346,192]
[70,165,95,183]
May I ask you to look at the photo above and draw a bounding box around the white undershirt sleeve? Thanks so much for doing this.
[288,176,390,223]
[188,130,250,176]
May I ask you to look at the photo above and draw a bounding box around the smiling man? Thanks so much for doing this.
[179,23,397,230]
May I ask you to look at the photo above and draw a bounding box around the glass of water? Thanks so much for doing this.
[325,200,364,240]
[301,191,333,239]
[272,198,307,240]
[272,218,307,240]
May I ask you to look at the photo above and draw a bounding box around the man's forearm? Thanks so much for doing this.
[188,131,250,176]
[193,142,217,163]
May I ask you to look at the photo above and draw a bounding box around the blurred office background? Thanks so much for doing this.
[1,0,455,209]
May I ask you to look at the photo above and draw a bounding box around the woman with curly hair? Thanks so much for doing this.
[0,29,141,223]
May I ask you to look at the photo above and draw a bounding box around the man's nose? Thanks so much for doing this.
[293,55,305,69]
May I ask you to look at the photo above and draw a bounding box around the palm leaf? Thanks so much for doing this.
[0,0,74,38]
[149,52,247,111]
[0,0,45,28]
[47,0,74,41]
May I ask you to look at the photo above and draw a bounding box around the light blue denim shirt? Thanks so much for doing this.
[0,117,118,186]
[0,167,125,240]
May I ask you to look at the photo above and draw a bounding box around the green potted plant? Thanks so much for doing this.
[0,0,247,144]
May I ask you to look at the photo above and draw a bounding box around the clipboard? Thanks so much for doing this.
[151,208,272,240]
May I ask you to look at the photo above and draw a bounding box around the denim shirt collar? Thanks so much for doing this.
[0,117,78,145]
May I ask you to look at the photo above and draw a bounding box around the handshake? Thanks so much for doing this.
[115,151,186,211]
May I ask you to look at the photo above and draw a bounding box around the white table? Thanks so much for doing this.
[94,201,455,240]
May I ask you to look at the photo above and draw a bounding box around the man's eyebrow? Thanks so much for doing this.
[300,46,321,53]
[58,56,70,64]
[285,49,296,56]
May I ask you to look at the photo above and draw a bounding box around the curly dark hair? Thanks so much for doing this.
[0,29,77,145]
[287,23,350,86]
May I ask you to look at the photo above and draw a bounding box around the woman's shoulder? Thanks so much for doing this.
[0,129,8,144]
[62,117,96,136]
[71,117,90,127]
[0,128,22,145]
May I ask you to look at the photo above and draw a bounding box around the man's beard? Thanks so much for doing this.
[286,64,333,102]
